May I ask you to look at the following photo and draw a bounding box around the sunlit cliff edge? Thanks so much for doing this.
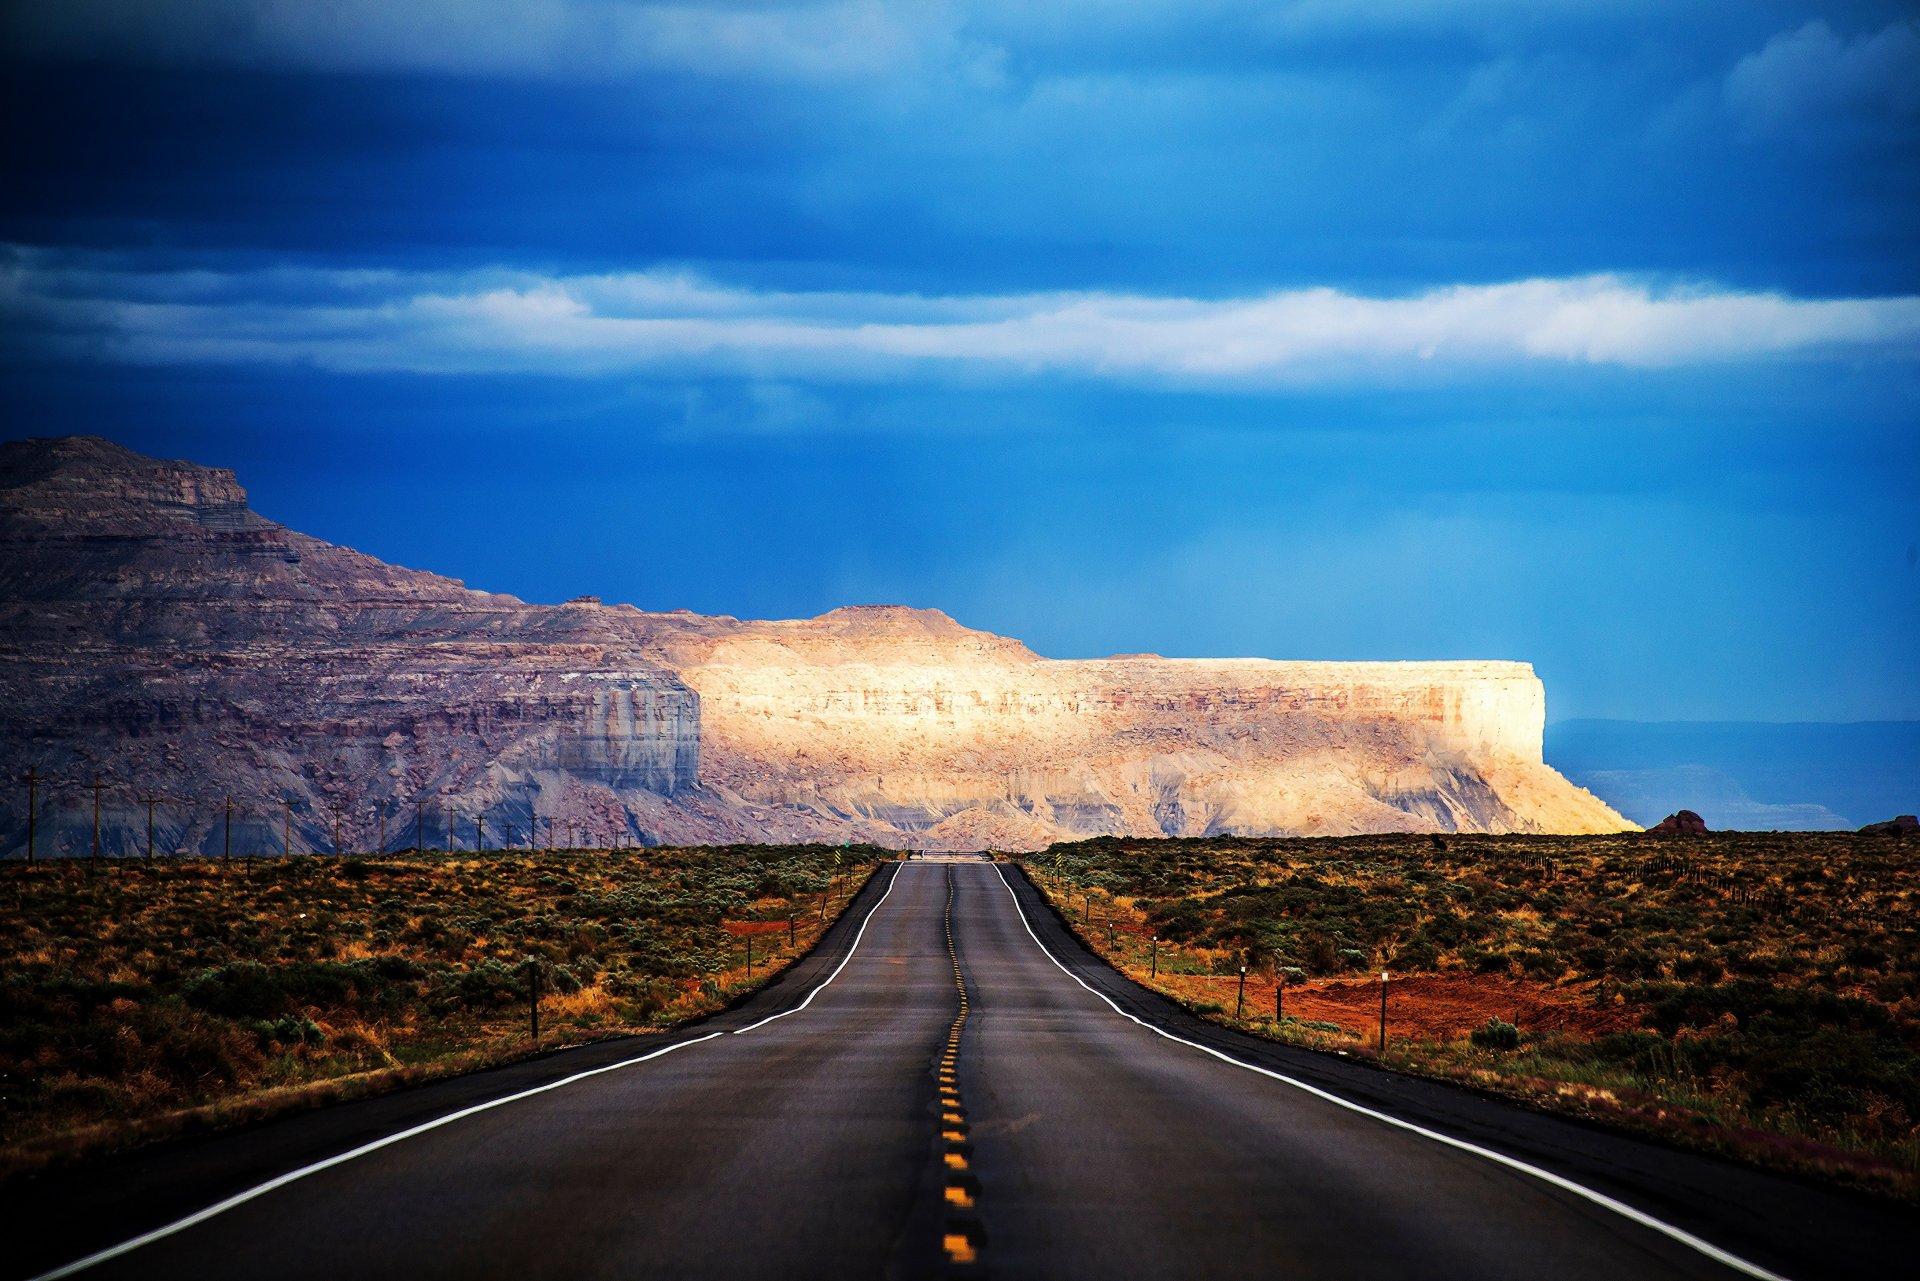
[0,436,1633,855]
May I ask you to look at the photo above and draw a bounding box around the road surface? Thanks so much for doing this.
[10,860,1917,1280]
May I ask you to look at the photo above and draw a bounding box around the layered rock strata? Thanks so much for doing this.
[0,436,1631,855]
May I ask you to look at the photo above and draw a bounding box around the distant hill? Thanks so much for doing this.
[1546,720,1920,831]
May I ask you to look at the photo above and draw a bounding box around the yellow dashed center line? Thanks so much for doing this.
[939,867,983,1271]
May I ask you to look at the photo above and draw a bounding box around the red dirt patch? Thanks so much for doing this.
[722,919,794,937]
[1156,971,1641,1041]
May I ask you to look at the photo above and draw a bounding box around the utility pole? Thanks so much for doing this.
[22,766,37,867]
[377,807,386,856]
[546,816,555,850]
[415,797,426,853]
[476,814,486,853]
[283,798,293,857]
[224,794,233,863]
[139,792,164,860]
[90,775,106,873]
[444,803,453,854]
[332,808,341,857]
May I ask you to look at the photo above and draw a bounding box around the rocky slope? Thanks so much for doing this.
[0,437,1630,856]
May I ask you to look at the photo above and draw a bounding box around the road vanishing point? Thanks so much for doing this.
[11,860,1918,1281]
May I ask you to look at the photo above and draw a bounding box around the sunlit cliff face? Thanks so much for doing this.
[671,612,1625,849]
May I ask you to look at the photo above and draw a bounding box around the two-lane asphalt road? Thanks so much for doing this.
[11,861,1918,1280]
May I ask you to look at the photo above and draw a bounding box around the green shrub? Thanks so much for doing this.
[1471,1018,1521,1050]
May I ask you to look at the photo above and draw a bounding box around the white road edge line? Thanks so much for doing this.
[31,863,905,1281]
[992,865,1790,1281]
[734,865,901,1034]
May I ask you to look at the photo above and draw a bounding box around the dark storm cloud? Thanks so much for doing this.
[6,1,1917,291]
[2,1,1916,720]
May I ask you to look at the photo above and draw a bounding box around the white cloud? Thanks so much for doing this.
[5,252,1917,383]
[1725,19,1920,136]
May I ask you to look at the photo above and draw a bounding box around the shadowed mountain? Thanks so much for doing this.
[1,436,1629,855]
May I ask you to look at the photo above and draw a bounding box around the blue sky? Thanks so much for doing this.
[3,0,1917,723]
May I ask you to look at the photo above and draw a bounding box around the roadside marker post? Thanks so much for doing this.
[1276,975,1285,1023]
[1150,934,1158,978]
[788,912,796,949]
[746,933,754,977]
[1235,965,1247,1020]
[526,958,540,1048]
[1378,971,1389,1055]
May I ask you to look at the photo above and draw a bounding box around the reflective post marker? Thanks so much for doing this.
[1235,965,1247,1020]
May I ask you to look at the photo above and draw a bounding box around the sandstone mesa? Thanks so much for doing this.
[0,436,1632,856]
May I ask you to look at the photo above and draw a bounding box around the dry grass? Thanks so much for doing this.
[0,844,887,1174]
[1025,830,1920,1201]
